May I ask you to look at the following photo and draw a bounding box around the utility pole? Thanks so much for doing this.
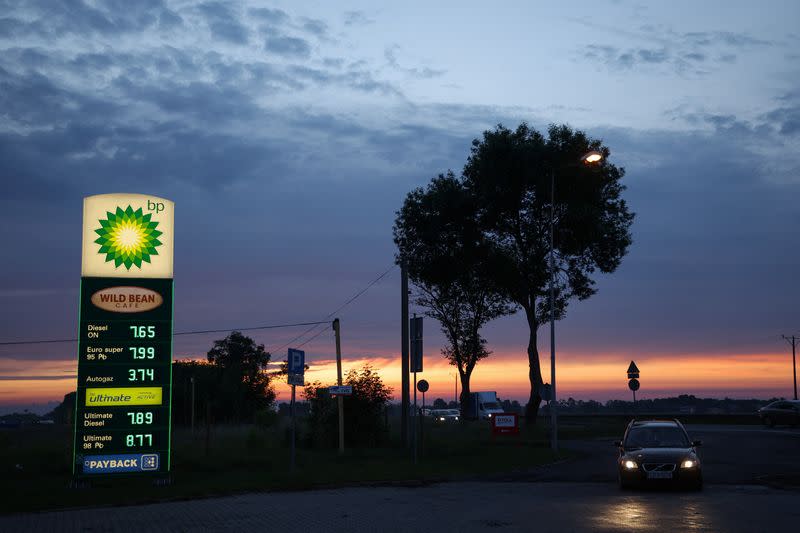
[333,318,345,454]
[401,261,410,446]
[190,376,196,434]
[782,335,798,400]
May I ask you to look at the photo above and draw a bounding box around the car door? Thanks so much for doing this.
[775,402,792,425]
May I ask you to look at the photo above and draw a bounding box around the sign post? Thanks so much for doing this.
[417,379,429,460]
[409,316,423,464]
[73,194,175,482]
[333,319,345,455]
[627,361,640,413]
[287,348,305,471]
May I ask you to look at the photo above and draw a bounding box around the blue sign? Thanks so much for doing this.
[329,385,353,395]
[288,348,305,374]
[82,453,160,474]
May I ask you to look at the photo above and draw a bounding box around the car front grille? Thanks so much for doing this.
[643,463,676,472]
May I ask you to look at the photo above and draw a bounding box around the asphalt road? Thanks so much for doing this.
[1,481,797,532]
[3,424,798,532]
[529,424,800,486]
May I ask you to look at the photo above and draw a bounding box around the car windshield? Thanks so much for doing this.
[624,426,690,448]
[447,410,459,416]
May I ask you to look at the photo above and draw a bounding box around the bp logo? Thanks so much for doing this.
[94,206,163,270]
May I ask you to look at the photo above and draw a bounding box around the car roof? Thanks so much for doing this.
[630,419,680,426]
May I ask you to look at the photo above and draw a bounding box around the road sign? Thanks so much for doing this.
[417,379,429,393]
[492,413,520,436]
[329,385,353,396]
[288,348,305,374]
[626,361,640,379]
[628,378,640,391]
[287,348,305,386]
[410,316,423,372]
[73,194,175,478]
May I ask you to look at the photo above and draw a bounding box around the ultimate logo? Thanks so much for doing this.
[94,206,163,270]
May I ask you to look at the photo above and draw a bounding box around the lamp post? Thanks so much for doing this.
[549,150,603,453]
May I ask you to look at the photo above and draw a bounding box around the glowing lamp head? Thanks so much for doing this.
[623,460,637,470]
[581,150,603,164]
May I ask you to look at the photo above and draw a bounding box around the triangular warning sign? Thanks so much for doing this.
[627,361,640,374]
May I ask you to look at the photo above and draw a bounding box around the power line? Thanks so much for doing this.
[0,263,397,350]
[272,263,397,353]
[0,320,330,347]
[296,326,330,348]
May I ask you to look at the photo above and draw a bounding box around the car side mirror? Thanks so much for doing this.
[613,440,622,447]
[692,440,703,447]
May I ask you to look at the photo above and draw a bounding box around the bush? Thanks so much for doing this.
[254,408,278,429]
[304,365,392,448]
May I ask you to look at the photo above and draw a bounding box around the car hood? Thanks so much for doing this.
[624,447,694,462]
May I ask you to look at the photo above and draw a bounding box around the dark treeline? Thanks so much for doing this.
[538,395,783,415]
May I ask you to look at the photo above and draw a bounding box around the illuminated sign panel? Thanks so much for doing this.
[73,194,174,477]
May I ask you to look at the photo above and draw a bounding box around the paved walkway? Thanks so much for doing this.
[3,482,798,532]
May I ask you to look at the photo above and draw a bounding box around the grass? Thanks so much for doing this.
[2,413,756,514]
[0,419,562,515]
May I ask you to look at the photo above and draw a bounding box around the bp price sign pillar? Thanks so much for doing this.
[73,194,175,478]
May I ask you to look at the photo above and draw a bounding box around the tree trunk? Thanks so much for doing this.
[524,307,544,423]
[458,367,471,421]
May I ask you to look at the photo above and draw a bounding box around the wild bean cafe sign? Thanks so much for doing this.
[73,194,174,478]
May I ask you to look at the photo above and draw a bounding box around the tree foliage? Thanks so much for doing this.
[172,331,276,425]
[463,123,634,420]
[304,365,392,448]
[394,173,513,412]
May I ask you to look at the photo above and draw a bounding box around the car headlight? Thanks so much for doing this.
[681,459,697,469]
[455,417,459,421]
[439,417,445,421]
[623,460,638,470]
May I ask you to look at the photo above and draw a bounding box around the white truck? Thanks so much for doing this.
[465,391,505,420]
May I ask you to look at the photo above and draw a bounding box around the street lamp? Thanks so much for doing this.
[549,150,604,453]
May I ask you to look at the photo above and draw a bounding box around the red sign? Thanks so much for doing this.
[491,413,519,435]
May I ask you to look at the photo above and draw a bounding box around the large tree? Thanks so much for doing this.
[394,173,513,412]
[463,123,634,421]
[206,331,275,423]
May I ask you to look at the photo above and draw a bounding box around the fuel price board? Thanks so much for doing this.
[73,194,175,478]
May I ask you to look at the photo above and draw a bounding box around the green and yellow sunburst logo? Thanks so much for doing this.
[93,205,163,270]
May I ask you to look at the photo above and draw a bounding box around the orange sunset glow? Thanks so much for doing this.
[2,349,794,410]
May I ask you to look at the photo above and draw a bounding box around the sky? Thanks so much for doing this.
[1,0,799,413]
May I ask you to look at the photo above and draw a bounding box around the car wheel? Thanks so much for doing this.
[764,416,774,428]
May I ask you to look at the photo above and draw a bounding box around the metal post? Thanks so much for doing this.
[421,390,425,459]
[333,318,344,454]
[549,167,558,453]
[413,372,418,464]
[783,335,798,401]
[793,336,798,400]
[290,384,296,471]
[190,376,195,434]
[401,261,410,446]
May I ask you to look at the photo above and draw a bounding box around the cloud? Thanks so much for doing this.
[249,7,290,26]
[264,35,311,58]
[384,45,446,79]
[343,11,373,26]
[0,0,179,38]
[299,17,328,38]
[196,1,248,44]
[579,25,773,75]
